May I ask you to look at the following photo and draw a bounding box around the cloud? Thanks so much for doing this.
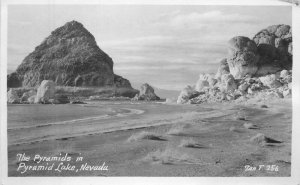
[153,10,258,30]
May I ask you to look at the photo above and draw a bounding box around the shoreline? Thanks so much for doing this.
[7,98,292,176]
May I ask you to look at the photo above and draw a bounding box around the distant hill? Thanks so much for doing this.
[153,87,180,99]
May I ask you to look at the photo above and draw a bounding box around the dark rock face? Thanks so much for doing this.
[8,20,132,89]
[114,74,132,88]
[253,24,292,76]
[225,25,292,79]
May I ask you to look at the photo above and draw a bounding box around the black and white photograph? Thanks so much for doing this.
[1,0,300,184]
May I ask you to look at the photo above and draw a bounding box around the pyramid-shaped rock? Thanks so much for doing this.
[8,20,132,88]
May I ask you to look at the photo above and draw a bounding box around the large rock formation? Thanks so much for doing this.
[227,36,259,79]
[225,25,292,79]
[177,24,292,104]
[7,20,133,89]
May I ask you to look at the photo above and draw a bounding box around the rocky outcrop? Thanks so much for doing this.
[133,83,160,101]
[114,74,132,88]
[7,89,20,104]
[34,80,56,103]
[224,25,292,79]
[259,74,282,88]
[177,24,292,105]
[227,36,259,79]
[7,20,133,90]
[253,25,292,76]
[177,69,292,104]
[7,80,75,104]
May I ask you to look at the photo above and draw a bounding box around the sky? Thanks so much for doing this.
[8,5,291,90]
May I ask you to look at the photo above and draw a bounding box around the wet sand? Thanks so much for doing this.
[7,98,292,176]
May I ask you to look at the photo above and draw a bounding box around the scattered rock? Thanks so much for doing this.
[7,89,20,104]
[259,74,282,88]
[283,89,291,97]
[219,74,237,93]
[247,88,253,94]
[238,82,249,92]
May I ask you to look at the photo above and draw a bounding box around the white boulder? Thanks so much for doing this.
[34,80,56,103]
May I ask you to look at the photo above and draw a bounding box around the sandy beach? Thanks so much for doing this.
[7,98,292,176]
